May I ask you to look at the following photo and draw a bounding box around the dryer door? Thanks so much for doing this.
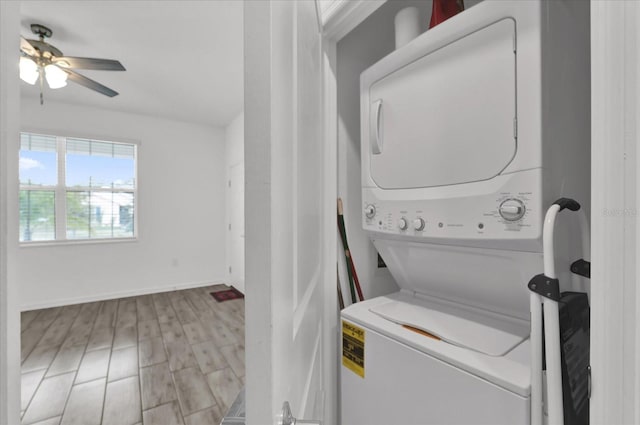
[368,18,516,189]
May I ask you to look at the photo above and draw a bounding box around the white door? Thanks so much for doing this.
[244,1,337,424]
[229,162,245,293]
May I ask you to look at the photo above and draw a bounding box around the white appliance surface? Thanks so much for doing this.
[360,0,547,251]
[361,1,545,194]
[369,18,516,190]
[373,239,542,321]
[369,296,528,356]
[341,294,530,425]
[361,169,542,250]
[343,291,530,397]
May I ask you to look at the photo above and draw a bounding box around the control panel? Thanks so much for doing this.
[362,180,541,243]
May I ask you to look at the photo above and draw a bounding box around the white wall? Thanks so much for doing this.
[15,98,227,310]
[224,111,245,293]
[226,112,245,170]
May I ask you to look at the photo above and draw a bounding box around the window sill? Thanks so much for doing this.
[19,237,139,248]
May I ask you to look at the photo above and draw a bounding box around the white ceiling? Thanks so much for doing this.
[20,1,244,128]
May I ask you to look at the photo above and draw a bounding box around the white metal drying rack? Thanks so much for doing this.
[528,198,591,425]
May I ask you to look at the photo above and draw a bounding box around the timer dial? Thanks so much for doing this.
[499,199,526,221]
[364,204,376,219]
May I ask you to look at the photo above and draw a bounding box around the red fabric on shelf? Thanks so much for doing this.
[429,0,465,29]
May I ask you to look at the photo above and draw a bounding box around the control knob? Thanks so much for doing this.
[398,218,408,230]
[499,199,526,221]
[413,218,425,231]
[364,204,376,219]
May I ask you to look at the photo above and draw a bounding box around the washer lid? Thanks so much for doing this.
[342,292,531,396]
[370,295,529,357]
[368,18,516,189]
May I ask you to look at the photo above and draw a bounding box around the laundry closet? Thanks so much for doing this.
[334,1,591,424]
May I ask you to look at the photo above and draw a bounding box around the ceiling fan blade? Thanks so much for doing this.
[65,69,119,97]
[53,56,126,71]
[20,36,36,55]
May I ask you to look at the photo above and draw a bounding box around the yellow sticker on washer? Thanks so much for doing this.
[342,320,365,378]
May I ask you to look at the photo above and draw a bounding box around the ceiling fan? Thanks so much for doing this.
[20,23,125,104]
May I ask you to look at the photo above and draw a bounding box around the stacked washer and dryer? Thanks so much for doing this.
[340,1,590,424]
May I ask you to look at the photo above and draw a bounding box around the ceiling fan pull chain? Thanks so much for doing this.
[39,67,44,105]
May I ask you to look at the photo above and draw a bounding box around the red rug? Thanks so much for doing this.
[211,287,244,302]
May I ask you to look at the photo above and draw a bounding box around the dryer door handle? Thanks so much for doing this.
[371,99,383,154]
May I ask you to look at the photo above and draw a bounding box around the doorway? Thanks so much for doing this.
[228,162,245,294]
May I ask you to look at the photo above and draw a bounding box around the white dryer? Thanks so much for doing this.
[341,1,590,424]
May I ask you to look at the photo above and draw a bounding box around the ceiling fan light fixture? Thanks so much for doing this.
[19,57,39,85]
[44,64,68,89]
[20,23,124,99]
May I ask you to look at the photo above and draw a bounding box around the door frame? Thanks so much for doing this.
[227,161,245,292]
[0,2,21,425]
[244,1,338,423]
[319,2,386,422]
[590,1,640,423]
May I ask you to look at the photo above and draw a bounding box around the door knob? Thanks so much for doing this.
[280,401,321,425]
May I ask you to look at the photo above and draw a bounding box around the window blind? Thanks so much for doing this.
[20,133,57,152]
[67,138,135,159]
[19,190,56,242]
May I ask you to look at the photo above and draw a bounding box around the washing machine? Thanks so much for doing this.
[341,1,590,424]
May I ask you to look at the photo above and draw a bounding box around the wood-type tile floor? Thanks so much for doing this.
[20,284,245,425]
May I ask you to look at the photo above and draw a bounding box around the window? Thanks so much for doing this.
[19,132,137,243]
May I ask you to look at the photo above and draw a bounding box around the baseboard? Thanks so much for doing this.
[227,277,245,294]
[20,278,227,311]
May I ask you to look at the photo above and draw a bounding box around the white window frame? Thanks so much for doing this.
[19,130,139,246]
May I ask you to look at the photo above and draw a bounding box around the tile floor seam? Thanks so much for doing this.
[26,342,70,416]
[98,368,108,425]
[23,413,62,425]
[21,324,52,365]
[183,402,222,420]
[57,368,80,425]
[23,370,76,425]
[136,339,144,425]
[82,303,103,355]
[48,310,78,350]
[168,357,188,420]
[105,368,139,385]
[59,374,101,425]
[20,370,45,421]
[42,344,86,379]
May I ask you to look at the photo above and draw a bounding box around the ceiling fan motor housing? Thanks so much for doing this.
[27,24,63,58]
[31,24,52,39]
